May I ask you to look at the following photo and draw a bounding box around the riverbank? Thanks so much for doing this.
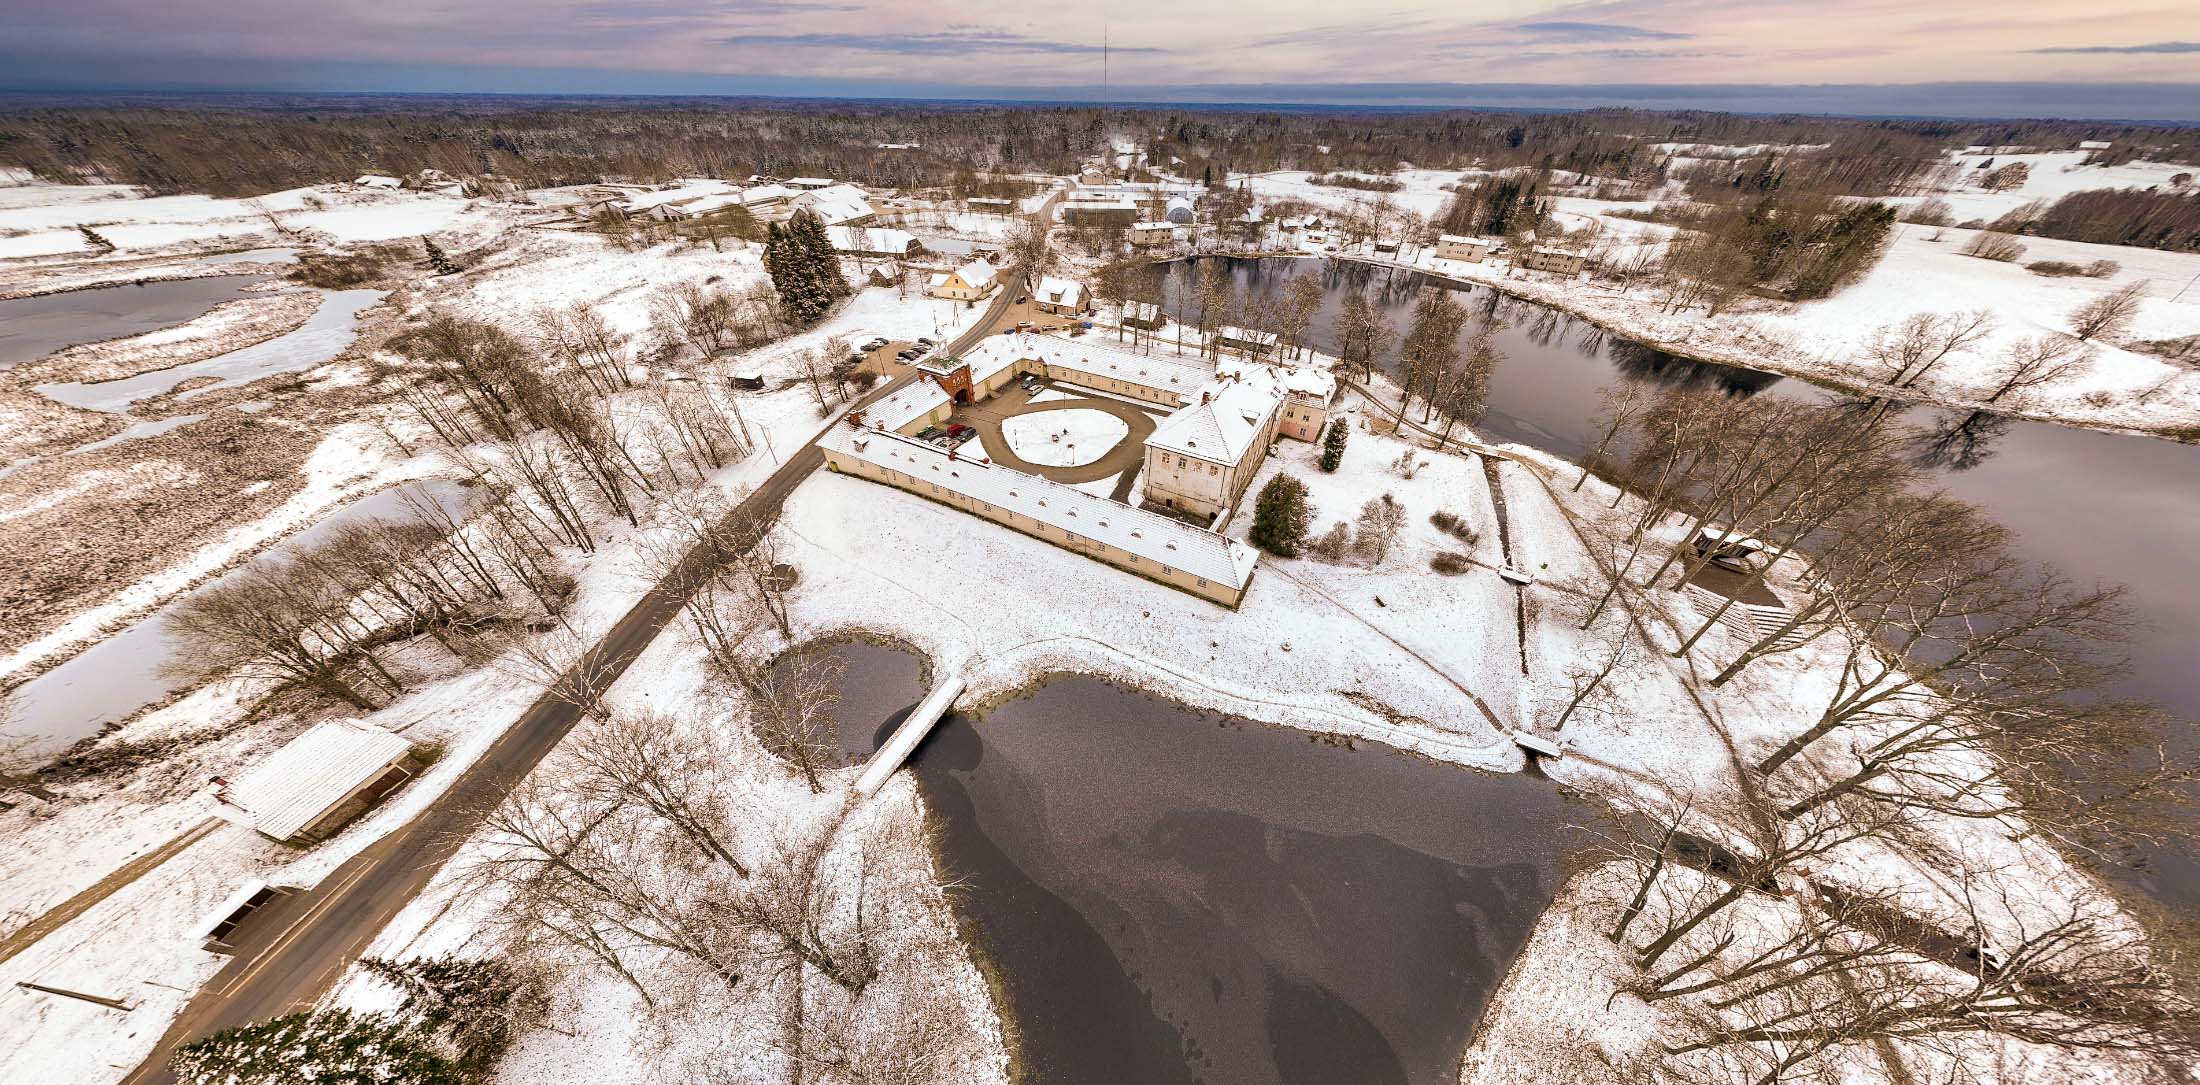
[1329,246,2200,443]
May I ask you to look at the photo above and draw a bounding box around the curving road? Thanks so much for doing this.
[119,214,1041,1085]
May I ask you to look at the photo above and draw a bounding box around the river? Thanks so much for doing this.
[7,480,475,759]
[1157,255,2200,908]
[0,275,264,369]
[803,640,1576,1085]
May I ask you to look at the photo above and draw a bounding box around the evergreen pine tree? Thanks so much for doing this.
[361,955,539,1074]
[1319,418,1349,472]
[1249,474,1314,557]
[765,221,828,326]
[790,209,849,300]
[173,1010,460,1085]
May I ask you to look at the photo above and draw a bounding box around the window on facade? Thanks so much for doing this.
[1208,465,1218,476]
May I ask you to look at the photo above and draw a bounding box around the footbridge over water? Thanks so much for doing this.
[853,674,965,798]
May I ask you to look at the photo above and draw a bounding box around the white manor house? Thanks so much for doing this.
[820,332,1337,607]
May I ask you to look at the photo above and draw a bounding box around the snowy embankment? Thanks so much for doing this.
[1356,229,2200,438]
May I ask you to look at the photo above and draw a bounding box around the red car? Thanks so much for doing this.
[946,424,971,436]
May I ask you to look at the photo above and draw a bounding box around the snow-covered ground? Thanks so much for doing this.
[0,182,485,262]
[1897,150,2196,226]
[999,407,1128,467]
[1236,168,1473,220]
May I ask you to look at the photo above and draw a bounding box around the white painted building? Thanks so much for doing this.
[215,721,415,845]
[927,258,1002,301]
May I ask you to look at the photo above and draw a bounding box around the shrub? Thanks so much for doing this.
[2026,260,2086,277]
[1429,510,1480,546]
[2084,259,2122,278]
[292,250,388,288]
[1899,198,1953,226]
[1309,521,1353,562]
[1319,418,1349,472]
[1430,551,1473,576]
[1959,231,2026,262]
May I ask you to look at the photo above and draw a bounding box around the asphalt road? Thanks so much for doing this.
[121,247,1031,1084]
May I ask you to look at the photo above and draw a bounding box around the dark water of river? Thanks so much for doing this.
[812,642,1577,1085]
[1159,255,2200,910]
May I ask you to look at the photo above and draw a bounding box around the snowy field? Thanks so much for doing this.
[1237,168,1475,219]
[999,407,1128,467]
[0,181,485,261]
[1897,149,2196,225]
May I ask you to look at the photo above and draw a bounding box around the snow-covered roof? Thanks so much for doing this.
[740,184,793,207]
[1438,233,1494,246]
[1148,375,1280,465]
[354,175,401,189]
[1131,220,1176,231]
[1217,325,1279,348]
[224,720,410,841]
[963,333,1213,403]
[1036,276,1085,309]
[864,377,953,433]
[1531,246,1582,258]
[1215,356,1336,402]
[822,426,1259,591]
[827,225,916,253]
[949,259,998,291]
[787,177,836,188]
[795,184,876,225]
[619,181,737,214]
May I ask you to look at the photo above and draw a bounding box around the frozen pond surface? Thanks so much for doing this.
[0,275,262,369]
[34,287,385,411]
[810,642,1576,1085]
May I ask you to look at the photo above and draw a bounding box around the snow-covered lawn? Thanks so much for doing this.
[1236,168,1474,220]
[999,407,1128,467]
[1899,150,2196,225]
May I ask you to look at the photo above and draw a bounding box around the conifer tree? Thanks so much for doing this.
[360,955,539,1074]
[172,1010,460,1085]
[1250,474,1313,557]
[789,208,849,300]
[765,221,829,326]
[1319,418,1350,472]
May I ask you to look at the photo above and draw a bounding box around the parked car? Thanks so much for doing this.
[862,338,888,351]
[1016,321,1033,331]
[946,424,971,436]
[916,337,936,346]
[915,426,943,440]
[897,349,918,360]
[909,343,931,355]
[1020,375,1041,392]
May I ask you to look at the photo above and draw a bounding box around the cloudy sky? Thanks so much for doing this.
[3,0,2196,115]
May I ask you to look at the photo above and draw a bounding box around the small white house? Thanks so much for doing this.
[1522,247,1588,275]
[1034,276,1088,316]
[786,177,837,190]
[354,175,402,190]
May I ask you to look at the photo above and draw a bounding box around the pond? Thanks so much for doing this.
[34,287,386,411]
[0,275,264,369]
[809,641,1578,1085]
[1158,255,2200,909]
[6,479,475,759]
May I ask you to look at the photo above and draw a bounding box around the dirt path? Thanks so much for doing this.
[0,817,223,968]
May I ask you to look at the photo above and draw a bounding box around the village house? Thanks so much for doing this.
[827,225,920,257]
[927,258,1002,302]
[785,176,837,190]
[967,196,1016,213]
[1214,325,1279,356]
[1521,247,1589,275]
[1436,234,1498,262]
[1034,276,1089,317]
[1131,221,1178,247]
[353,174,402,190]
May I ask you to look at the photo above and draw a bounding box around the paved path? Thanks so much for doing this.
[0,817,222,969]
[120,207,1038,1085]
[961,382,1156,485]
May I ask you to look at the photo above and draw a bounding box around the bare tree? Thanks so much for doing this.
[2068,280,2148,342]
[1984,335,2090,403]
[1862,311,1995,389]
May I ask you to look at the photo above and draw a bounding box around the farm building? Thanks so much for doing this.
[213,721,417,845]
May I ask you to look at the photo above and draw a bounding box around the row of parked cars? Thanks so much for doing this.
[913,423,975,450]
[849,335,940,367]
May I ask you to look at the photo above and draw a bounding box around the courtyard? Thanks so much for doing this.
[951,377,1160,500]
